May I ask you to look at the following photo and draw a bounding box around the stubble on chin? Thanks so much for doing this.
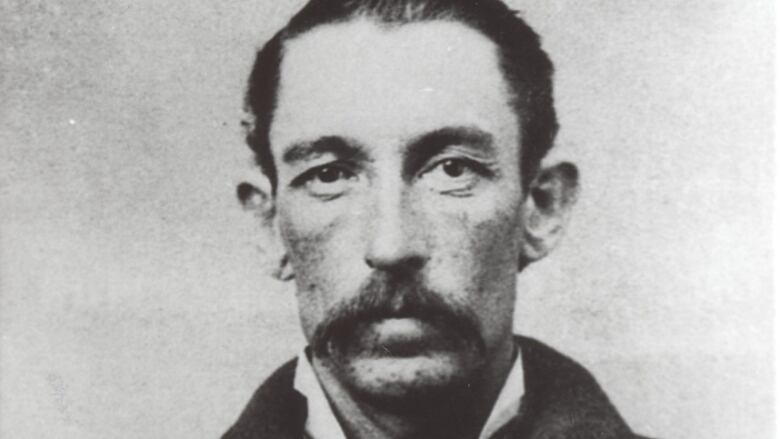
[319,349,486,415]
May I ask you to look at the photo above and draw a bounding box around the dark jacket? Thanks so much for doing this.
[223,336,650,439]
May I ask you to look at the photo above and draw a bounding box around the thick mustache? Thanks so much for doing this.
[311,273,484,358]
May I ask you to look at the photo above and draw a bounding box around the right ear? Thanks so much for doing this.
[237,178,274,226]
[236,175,294,281]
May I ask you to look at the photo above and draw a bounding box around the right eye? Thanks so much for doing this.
[294,164,357,199]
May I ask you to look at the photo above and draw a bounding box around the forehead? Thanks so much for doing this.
[271,19,518,151]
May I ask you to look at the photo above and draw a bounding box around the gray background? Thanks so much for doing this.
[0,0,773,438]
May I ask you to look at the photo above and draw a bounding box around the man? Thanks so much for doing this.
[225,0,648,438]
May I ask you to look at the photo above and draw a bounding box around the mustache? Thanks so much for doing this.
[311,272,485,358]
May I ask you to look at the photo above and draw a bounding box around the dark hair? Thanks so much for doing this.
[244,0,557,191]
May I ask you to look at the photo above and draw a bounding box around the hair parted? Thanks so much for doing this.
[244,0,558,191]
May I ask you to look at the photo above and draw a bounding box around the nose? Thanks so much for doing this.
[364,186,429,274]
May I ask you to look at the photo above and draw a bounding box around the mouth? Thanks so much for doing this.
[351,317,453,358]
[311,279,486,361]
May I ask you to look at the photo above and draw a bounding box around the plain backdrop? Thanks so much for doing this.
[0,0,774,438]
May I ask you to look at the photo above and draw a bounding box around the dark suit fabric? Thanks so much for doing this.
[222,336,649,439]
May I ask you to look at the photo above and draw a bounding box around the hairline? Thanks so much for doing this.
[244,2,556,194]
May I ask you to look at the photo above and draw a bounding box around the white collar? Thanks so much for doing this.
[293,349,346,438]
[293,347,525,439]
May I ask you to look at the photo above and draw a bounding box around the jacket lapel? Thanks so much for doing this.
[488,336,636,439]
[221,358,306,439]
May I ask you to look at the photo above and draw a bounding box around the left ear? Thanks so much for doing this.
[519,162,579,264]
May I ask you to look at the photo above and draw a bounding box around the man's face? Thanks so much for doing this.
[270,19,526,403]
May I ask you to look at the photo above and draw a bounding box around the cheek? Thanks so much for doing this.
[468,210,521,284]
[277,194,351,276]
[277,200,368,327]
[460,207,522,340]
[278,211,329,280]
[427,194,522,304]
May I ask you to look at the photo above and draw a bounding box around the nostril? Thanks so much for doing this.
[399,255,426,272]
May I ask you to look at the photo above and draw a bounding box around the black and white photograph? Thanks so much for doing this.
[0,1,774,438]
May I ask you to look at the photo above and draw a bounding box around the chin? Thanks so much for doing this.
[337,353,482,413]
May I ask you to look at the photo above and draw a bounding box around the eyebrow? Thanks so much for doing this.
[280,126,494,169]
[404,126,496,172]
[281,136,365,164]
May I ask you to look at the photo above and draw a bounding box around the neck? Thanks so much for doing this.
[311,334,517,439]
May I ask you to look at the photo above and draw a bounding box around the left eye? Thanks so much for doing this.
[312,166,349,183]
[420,159,482,194]
[295,164,356,198]
[440,159,467,178]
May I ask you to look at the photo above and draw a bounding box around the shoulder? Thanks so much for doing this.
[516,336,652,439]
[518,335,604,393]
[221,358,306,439]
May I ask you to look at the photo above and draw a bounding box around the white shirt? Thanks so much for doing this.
[293,348,525,439]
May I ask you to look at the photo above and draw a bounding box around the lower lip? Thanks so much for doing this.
[360,318,441,355]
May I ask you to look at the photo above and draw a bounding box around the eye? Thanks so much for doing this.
[293,164,357,199]
[420,158,486,195]
[441,160,466,178]
[314,166,347,183]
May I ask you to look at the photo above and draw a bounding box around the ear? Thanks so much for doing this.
[237,174,295,281]
[519,162,579,265]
